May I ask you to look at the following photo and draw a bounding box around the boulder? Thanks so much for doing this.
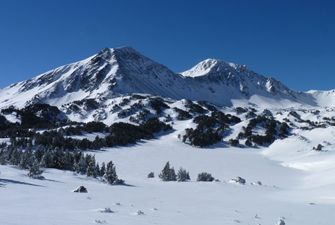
[313,144,323,151]
[73,186,88,193]
[135,210,145,215]
[98,207,114,213]
[230,176,246,185]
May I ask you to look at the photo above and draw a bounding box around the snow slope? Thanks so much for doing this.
[1,121,335,225]
[307,90,335,107]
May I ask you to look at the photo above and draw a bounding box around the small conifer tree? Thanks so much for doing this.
[159,162,177,181]
[28,160,44,179]
[104,161,118,184]
[177,168,190,182]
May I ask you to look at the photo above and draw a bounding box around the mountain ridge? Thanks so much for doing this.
[0,46,330,109]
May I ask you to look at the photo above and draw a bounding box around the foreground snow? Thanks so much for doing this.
[1,126,335,225]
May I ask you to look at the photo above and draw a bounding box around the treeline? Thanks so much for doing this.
[0,146,123,185]
[9,118,172,151]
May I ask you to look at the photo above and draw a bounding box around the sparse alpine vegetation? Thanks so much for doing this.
[181,111,241,147]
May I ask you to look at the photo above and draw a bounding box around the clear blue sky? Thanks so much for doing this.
[0,0,334,91]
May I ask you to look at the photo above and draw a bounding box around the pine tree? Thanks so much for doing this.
[86,156,96,177]
[9,148,20,165]
[100,162,106,177]
[74,155,87,174]
[104,161,118,184]
[159,162,177,181]
[63,150,74,171]
[177,168,190,182]
[85,155,97,177]
[19,151,33,169]
[40,150,52,168]
[94,163,100,178]
[34,147,45,162]
[0,149,6,165]
[28,160,44,179]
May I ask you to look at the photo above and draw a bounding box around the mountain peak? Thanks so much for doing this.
[181,58,244,78]
[111,46,138,53]
[97,46,137,54]
[93,46,140,62]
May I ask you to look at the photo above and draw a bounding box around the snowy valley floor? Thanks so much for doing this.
[1,127,335,225]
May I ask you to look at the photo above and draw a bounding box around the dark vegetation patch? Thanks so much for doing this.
[117,102,144,119]
[70,99,100,111]
[5,117,172,151]
[62,121,108,136]
[2,104,67,129]
[237,115,290,146]
[197,101,218,112]
[184,100,208,114]
[129,109,152,124]
[148,97,170,114]
[0,145,123,185]
[182,111,241,147]
[234,107,248,115]
[173,107,192,120]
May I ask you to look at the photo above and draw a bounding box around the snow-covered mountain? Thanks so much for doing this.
[306,90,335,107]
[2,47,335,225]
[181,58,316,107]
[0,46,323,110]
[0,47,188,108]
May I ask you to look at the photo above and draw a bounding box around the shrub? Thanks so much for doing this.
[147,172,155,178]
[197,172,215,182]
[177,168,190,182]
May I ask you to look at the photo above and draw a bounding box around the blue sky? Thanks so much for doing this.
[0,0,334,91]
